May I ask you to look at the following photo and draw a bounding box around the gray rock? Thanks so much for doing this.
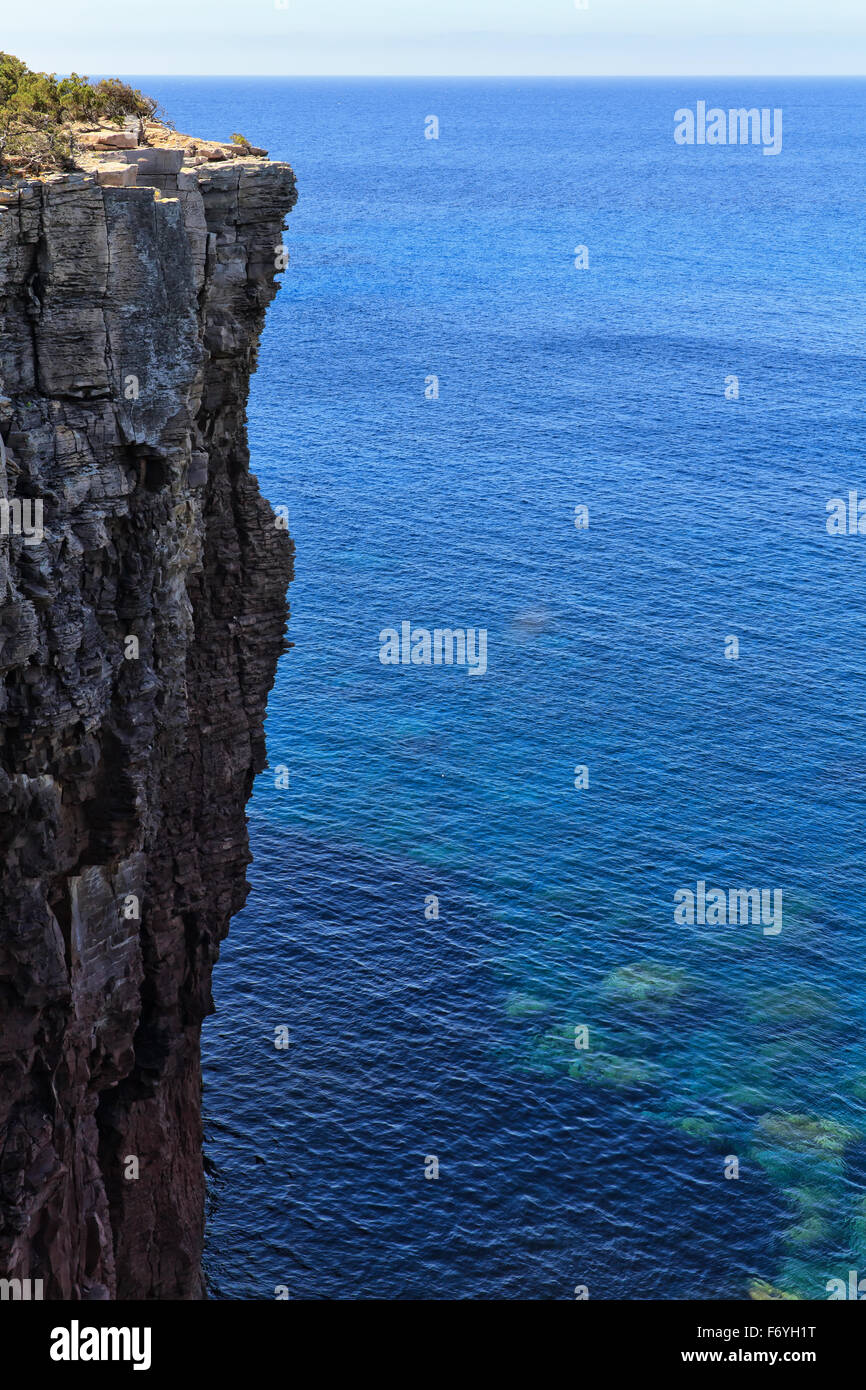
[0,149,297,1299]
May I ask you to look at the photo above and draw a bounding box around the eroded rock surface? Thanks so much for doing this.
[0,149,296,1298]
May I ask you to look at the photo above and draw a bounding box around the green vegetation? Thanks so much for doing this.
[0,53,157,175]
[230,132,252,151]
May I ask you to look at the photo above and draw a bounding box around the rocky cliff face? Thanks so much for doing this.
[0,146,296,1298]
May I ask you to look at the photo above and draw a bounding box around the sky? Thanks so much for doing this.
[4,0,866,77]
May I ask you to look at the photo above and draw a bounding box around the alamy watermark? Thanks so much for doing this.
[674,879,782,935]
[827,1271,866,1300]
[1,429,43,551]
[49,1321,151,1371]
[379,622,487,676]
[674,102,782,156]
[1,1277,43,1299]
[827,492,866,534]
[0,497,43,545]
[0,495,44,604]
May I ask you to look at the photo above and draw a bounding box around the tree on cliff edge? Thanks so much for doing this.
[0,54,157,175]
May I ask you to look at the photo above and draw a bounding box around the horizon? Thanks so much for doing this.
[85,74,866,80]
[5,0,866,79]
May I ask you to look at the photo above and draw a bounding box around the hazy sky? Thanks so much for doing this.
[5,0,866,77]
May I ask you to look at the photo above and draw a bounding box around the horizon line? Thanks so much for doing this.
[109,72,866,80]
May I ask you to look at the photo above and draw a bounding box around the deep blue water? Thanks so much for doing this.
[133,78,866,1299]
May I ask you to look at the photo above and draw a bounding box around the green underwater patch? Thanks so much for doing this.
[774,1256,839,1301]
[675,1114,727,1143]
[748,985,839,1027]
[722,1083,776,1114]
[504,991,551,1020]
[848,1194,866,1262]
[781,1214,833,1251]
[751,1145,845,1189]
[600,961,690,1010]
[753,1255,838,1301]
[568,1050,666,1092]
[842,1072,866,1104]
[748,1279,800,1301]
[494,885,861,1295]
[783,1184,839,1218]
[754,1112,859,1157]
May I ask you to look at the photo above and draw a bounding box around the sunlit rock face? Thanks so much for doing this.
[0,147,296,1299]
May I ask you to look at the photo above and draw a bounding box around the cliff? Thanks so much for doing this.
[0,137,296,1298]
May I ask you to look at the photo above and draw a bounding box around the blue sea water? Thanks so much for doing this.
[133,77,866,1299]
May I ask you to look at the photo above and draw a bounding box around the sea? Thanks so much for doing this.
[126,77,866,1299]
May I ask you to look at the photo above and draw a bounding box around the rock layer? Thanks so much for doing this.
[0,151,296,1298]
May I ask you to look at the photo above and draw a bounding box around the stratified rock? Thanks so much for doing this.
[0,150,297,1299]
[78,131,139,150]
[94,164,138,188]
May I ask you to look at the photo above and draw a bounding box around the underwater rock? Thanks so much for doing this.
[748,985,838,1027]
[849,1194,866,1260]
[722,1084,775,1113]
[781,1215,833,1250]
[754,1112,859,1157]
[752,1146,845,1190]
[783,1184,838,1217]
[749,1279,800,1301]
[754,1037,822,1076]
[675,1114,730,1143]
[843,1073,866,1103]
[600,961,689,1009]
[775,1257,836,1301]
[504,991,551,1019]
[568,1051,665,1091]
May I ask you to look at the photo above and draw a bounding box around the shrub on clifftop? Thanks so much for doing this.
[0,53,157,175]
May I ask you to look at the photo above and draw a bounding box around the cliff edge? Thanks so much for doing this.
[0,135,297,1298]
